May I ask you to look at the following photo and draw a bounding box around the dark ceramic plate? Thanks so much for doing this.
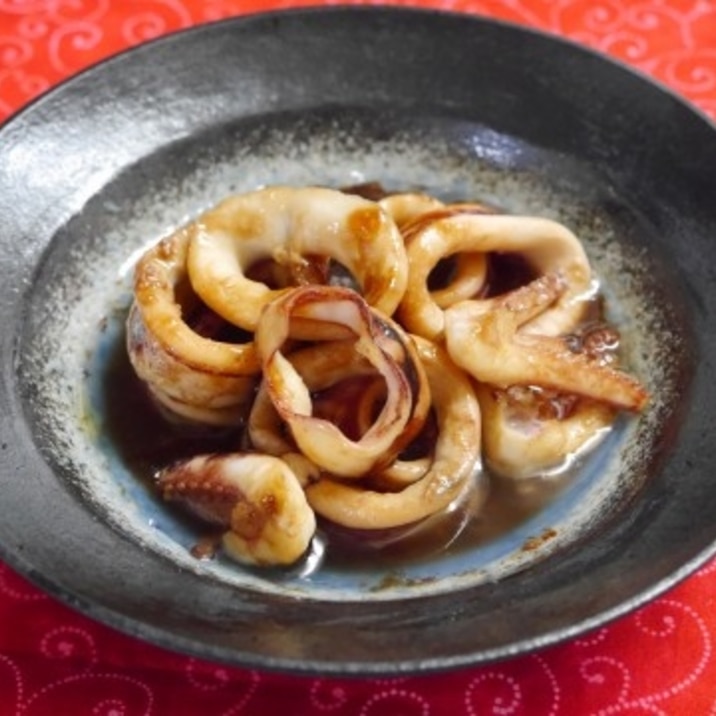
[1,7,715,675]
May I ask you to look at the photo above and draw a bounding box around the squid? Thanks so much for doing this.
[254,285,431,478]
[398,213,594,341]
[247,340,379,457]
[475,384,615,477]
[127,227,260,426]
[444,273,648,411]
[378,191,445,231]
[186,186,409,331]
[305,337,484,530]
[157,453,316,567]
[381,196,495,310]
[122,184,652,566]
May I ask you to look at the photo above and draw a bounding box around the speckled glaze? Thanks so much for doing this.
[0,7,714,674]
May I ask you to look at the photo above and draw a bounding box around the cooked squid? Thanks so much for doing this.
[254,285,430,478]
[157,453,316,567]
[378,191,445,230]
[444,273,648,411]
[305,337,484,530]
[398,212,593,341]
[122,183,651,569]
[248,340,379,457]
[186,186,409,331]
[476,384,615,478]
[383,197,494,310]
[127,227,260,426]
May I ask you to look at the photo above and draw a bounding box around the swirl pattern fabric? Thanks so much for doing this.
[2,1,715,714]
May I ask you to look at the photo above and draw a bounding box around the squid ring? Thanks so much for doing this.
[378,192,445,231]
[382,197,493,311]
[127,227,261,425]
[248,340,378,457]
[305,336,483,530]
[254,285,430,478]
[398,213,593,341]
[186,186,409,331]
[352,377,433,489]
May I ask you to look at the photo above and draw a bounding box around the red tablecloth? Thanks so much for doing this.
[2,1,716,714]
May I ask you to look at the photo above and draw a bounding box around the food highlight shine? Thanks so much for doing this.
[125,184,649,569]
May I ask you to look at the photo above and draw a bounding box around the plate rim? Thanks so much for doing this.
[1,4,715,675]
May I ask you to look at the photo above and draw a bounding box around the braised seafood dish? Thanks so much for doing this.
[126,184,648,568]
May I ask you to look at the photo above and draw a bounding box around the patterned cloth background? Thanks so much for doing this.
[2,1,716,714]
